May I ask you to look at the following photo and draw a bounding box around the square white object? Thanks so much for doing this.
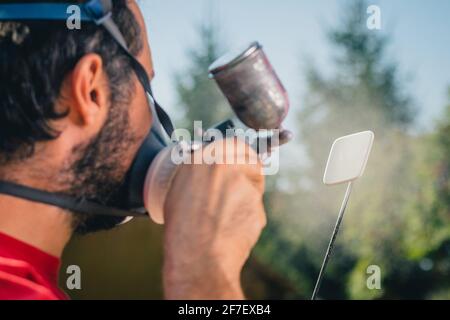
[323,131,374,185]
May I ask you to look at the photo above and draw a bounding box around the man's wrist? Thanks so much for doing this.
[163,256,244,300]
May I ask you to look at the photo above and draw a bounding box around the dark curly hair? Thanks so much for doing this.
[0,0,143,164]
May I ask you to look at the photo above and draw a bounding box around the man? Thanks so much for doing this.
[0,0,266,299]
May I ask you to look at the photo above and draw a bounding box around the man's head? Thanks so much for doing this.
[0,0,154,234]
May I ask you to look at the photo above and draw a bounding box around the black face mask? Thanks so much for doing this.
[0,0,176,225]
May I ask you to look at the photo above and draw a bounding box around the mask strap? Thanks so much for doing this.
[85,0,175,138]
[0,181,146,217]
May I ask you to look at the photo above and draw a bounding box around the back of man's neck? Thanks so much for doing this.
[0,194,72,257]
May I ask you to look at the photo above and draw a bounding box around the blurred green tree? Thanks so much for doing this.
[173,21,232,132]
[400,88,450,299]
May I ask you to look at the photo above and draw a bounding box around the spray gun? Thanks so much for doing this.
[144,42,292,225]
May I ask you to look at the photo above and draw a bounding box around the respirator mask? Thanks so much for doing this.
[0,0,176,225]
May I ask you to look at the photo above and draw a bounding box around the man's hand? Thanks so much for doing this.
[162,138,266,300]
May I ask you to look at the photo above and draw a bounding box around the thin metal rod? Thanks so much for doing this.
[311,181,353,300]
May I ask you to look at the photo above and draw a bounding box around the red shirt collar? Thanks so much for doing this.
[0,231,61,286]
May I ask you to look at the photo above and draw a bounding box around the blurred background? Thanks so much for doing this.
[60,0,450,299]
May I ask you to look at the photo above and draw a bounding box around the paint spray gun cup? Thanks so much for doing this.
[208,42,292,146]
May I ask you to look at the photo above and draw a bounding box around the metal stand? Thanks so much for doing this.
[311,182,353,300]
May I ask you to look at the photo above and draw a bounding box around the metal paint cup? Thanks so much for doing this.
[208,42,289,130]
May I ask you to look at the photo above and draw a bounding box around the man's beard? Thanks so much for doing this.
[66,102,141,235]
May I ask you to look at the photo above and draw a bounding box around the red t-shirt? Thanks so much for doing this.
[0,232,67,300]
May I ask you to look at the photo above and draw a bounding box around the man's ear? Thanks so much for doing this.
[68,53,108,128]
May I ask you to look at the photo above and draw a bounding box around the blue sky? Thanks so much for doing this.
[139,0,450,131]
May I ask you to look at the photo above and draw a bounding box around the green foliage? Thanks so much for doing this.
[399,89,450,298]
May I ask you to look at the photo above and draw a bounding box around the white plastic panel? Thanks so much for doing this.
[323,131,374,185]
